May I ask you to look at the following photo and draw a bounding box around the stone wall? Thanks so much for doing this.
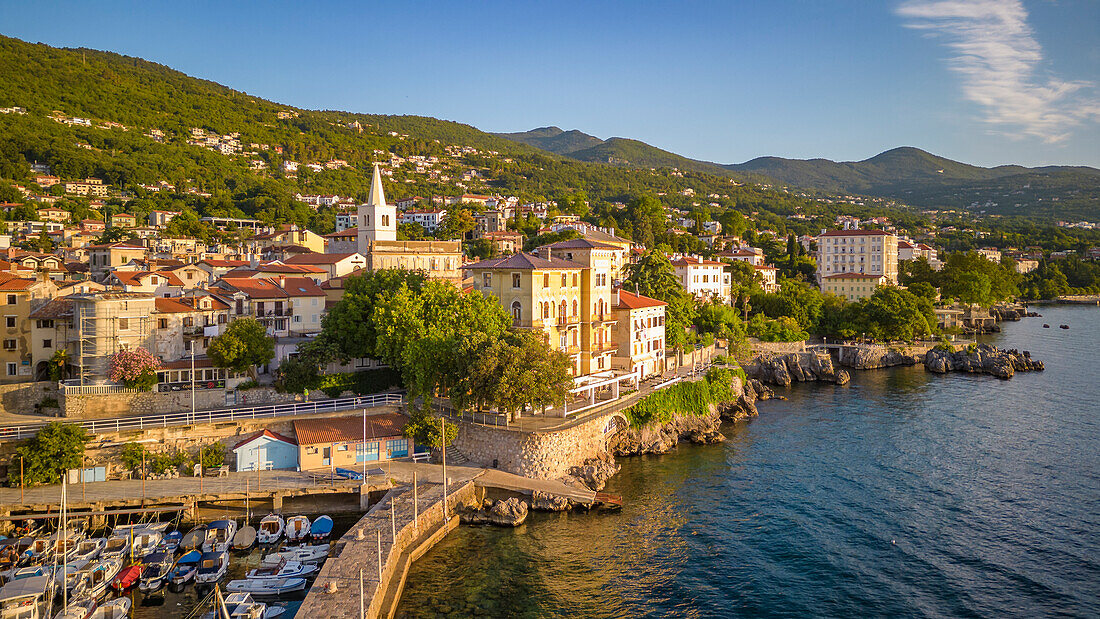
[0,381,60,416]
[450,412,621,480]
[59,386,309,419]
[749,339,807,354]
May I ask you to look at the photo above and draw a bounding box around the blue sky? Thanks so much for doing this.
[2,0,1097,168]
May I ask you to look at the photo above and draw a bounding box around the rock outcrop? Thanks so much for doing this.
[744,351,850,386]
[460,497,530,526]
[561,456,621,491]
[924,344,1043,379]
[609,405,723,457]
[837,345,922,370]
[530,490,570,512]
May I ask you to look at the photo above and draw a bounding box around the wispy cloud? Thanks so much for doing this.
[897,0,1099,142]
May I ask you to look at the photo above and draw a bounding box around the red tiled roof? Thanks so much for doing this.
[29,297,73,319]
[199,259,250,268]
[614,289,667,310]
[215,276,324,298]
[284,253,363,265]
[323,228,358,238]
[293,413,408,445]
[670,256,724,266]
[233,429,297,451]
[154,297,201,313]
[465,252,583,271]
[0,278,35,291]
[110,270,185,287]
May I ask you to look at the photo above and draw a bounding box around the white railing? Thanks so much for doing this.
[0,393,404,441]
[61,384,143,395]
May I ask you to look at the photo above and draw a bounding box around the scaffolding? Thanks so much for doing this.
[75,297,153,386]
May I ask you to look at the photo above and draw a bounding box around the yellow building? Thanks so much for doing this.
[541,239,619,376]
[0,275,58,383]
[820,273,887,302]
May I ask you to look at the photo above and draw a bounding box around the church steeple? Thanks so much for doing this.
[357,163,396,250]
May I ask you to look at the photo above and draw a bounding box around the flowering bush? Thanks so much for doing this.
[108,347,161,390]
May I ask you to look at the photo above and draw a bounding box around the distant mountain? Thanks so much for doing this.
[492,126,603,155]
[726,147,1100,218]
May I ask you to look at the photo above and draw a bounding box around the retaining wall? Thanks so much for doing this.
[0,381,61,416]
[59,386,308,419]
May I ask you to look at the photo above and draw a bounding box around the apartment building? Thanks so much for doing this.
[540,239,619,376]
[87,242,148,280]
[0,275,58,383]
[209,276,326,337]
[671,256,731,303]
[815,229,899,295]
[398,209,446,233]
[611,289,666,380]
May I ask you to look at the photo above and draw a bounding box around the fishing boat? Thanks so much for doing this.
[69,540,105,565]
[0,573,55,619]
[195,551,228,584]
[245,557,317,580]
[97,537,129,562]
[156,531,182,555]
[50,560,89,597]
[22,538,52,565]
[47,532,84,564]
[231,526,256,552]
[137,552,173,593]
[52,596,97,619]
[201,592,287,619]
[256,515,283,546]
[262,543,329,565]
[168,550,201,589]
[308,516,333,541]
[0,539,27,574]
[79,558,121,599]
[202,521,237,554]
[87,597,129,619]
[130,529,162,559]
[226,577,307,597]
[109,564,143,592]
[180,525,207,552]
[284,517,310,543]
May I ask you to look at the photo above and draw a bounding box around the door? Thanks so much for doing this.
[322,447,331,466]
[257,447,268,470]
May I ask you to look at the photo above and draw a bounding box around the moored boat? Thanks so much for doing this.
[232,526,256,552]
[87,597,129,619]
[256,515,283,546]
[194,551,228,584]
[70,539,106,565]
[202,521,237,554]
[137,551,173,592]
[155,531,182,555]
[245,556,317,580]
[308,516,332,541]
[179,525,207,552]
[284,517,310,543]
[262,543,329,565]
[98,537,129,562]
[109,564,143,592]
[79,557,122,599]
[201,592,287,618]
[168,550,201,589]
[226,576,307,597]
[0,573,55,619]
[130,529,162,559]
[52,596,97,619]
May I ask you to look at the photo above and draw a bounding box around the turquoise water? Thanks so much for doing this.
[396,305,1100,618]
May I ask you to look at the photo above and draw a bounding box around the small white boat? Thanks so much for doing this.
[137,551,173,592]
[70,539,106,565]
[52,596,97,619]
[226,577,307,597]
[256,515,283,545]
[51,560,89,596]
[80,557,122,599]
[195,551,228,584]
[88,597,129,619]
[202,521,237,554]
[201,592,286,619]
[130,529,163,559]
[0,573,55,619]
[262,543,329,565]
[284,517,310,543]
[245,557,317,580]
[98,537,129,562]
[48,532,84,564]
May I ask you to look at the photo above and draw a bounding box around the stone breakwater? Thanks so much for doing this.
[924,344,1043,379]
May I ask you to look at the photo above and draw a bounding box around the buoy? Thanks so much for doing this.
[1043,324,1049,328]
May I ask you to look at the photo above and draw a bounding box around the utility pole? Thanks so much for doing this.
[359,567,365,619]
[141,450,146,505]
[191,341,196,425]
[440,417,447,520]
[376,529,382,581]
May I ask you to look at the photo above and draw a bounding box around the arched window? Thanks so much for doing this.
[511,301,522,323]
[541,302,550,319]
[572,300,578,317]
[559,300,567,318]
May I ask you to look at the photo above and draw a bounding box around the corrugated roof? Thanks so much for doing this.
[293,413,408,445]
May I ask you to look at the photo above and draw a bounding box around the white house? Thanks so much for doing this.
[671,255,731,303]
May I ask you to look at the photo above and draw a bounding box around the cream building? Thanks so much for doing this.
[541,239,618,376]
[820,273,888,302]
[611,289,666,379]
[671,255,731,303]
[816,229,898,294]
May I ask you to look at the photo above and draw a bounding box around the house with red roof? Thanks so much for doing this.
[611,288,667,380]
[210,276,326,337]
[283,252,367,279]
[670,255,731,303]
[105,270,186,297]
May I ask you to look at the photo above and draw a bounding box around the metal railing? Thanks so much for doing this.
[61,383,143,396]
[0,392,404,441]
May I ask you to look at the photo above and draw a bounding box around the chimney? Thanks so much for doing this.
[250,255,259,269]
[612,288,620,307]
[539,246,552,261]
[278,276,286,289]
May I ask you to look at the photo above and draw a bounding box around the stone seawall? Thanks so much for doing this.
[450,413,623,480]
[0,381,60,416]
[59,386,306,419]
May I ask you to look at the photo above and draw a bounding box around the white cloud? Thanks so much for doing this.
[897,0,1099,142]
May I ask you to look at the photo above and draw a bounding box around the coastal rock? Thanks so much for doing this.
[530,490,570,512]
[719,380,759,421]
[749,379,773,400]
[611,402,724,457]
[835,369,850,385]
[746,352,841,386]
[923,344,1043,379]
[566,458,621,491]
[488,497,528,527]
[838,345,921,370]
[688,429,726,444]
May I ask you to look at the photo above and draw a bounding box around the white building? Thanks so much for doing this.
[398,209,447,233]
[671,255,731,303]
[754,264,779,293]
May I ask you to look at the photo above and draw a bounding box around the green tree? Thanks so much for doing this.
[403,409,457,449]
[623,250,696,350]
[208,318,274,379]
[436,209,475,240]
[492,331,571,419]
[11,422,88,486]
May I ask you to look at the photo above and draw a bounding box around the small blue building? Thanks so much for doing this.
[233,430,299,472]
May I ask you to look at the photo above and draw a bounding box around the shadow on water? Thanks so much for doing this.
[397,306,1100,619]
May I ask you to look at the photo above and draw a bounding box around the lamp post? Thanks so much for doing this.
[190,341,196,425]
[17,456,23,504]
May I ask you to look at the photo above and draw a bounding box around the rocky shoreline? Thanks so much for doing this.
[924,343,1043,379]
[744,351,852,386]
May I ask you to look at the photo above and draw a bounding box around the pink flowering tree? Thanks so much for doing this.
[108,347,161,391]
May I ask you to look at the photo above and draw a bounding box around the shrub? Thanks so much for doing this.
[624,368,747,428]
[235,379,261,390]
[108,348,160,390]
[747,314,808,342]
[198,443,226,469]
[11,422,88,486]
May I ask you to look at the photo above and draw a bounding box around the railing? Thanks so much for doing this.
[61,383,143,396]
[440,408,509,427]
[0,392,405,441]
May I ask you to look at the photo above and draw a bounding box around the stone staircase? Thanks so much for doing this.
[445,446,470,465]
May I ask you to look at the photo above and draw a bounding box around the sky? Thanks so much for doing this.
[1,0,1098,168]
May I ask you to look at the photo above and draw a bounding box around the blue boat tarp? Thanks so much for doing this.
[334,467,385,480]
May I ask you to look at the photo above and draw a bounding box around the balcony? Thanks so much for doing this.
[592,342,618,353]
[590,313,617,324]
[556,315,581,326]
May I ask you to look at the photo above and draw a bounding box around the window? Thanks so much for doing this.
[4,316,14,328]
[483,273,491,288]
[183,317,194,328]
[5,362,15,376]
[42,339,51,348]
[36,320,53,329]
[543,274,550,288]
[3,340,14,350]
[386,439,409,458]
[511,301,522,323]
[512,273,521,288]
[294,315,302,323]
[118,318,129,330]
[572,273,578,286]
[356,441,379,463]
[5,295,14,305]
[561,274,567,287]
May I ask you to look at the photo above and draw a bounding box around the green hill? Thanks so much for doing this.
[492,126,603,155]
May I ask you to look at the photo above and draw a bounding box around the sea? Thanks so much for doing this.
[395,304,1100,618]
